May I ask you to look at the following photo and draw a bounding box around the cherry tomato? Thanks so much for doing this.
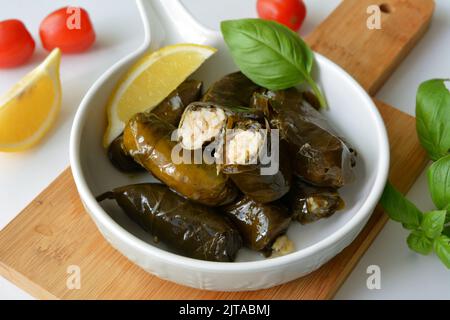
[0,19,35,68]
[39,7,96,53]
[257,0,307,32]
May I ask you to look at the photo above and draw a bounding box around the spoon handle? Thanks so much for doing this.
[137,0,218,45]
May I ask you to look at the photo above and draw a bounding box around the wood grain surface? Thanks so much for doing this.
[0,0,434,299]
[306,0,435,94]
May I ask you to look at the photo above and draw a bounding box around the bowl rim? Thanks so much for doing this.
[70,51,390,273]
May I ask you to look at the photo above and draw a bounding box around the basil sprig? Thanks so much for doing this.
[381,79,450,269]
[221,19,327,109]
[381,182,449,264]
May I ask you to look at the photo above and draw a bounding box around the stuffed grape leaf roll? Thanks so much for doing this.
[286,179,344,224]
[251,88,356,188]
[219,113,292,203]
[221,196,291,253]
[201,71,260,108]
[123,112,238,206]
[108,80,203,173]
[97,183,242,262]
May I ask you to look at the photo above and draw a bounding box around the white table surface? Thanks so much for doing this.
[0,0,449,300]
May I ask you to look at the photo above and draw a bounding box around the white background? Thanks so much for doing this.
[0,0,449,300]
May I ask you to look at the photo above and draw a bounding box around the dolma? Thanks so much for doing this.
[108,80,202,172]
[108,134,144,173]
[251,88,356,188]
[151,79,203,126]
[201,71,260,108]
[97,183,242,262]
[286,179,344,224]
[123,112,237,206]
[178,102,231,150]
[219,113,292,203]
[221,196,291,253]
[178,72,260,151]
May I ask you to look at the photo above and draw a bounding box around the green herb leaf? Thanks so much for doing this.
[416,79,450,161]
[427,154,450,210]
[407,230,433,255]
[402,223,419,230]
[221,19,327,108]
[421,210,446,239]
[380,182,422,228]
[443,226,450,238]
[433,235,450,269]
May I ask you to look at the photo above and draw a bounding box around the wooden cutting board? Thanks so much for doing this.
[0,0,434,299]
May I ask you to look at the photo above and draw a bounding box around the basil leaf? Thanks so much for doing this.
[427,155,450,209]
[221,19,326,108]
[407,230,433,255]
[443,226,450,238]
[416,79,450,161]
[380,182,422,228]
[421,210,446,239]
[433,235,450,269]
[402,223,419,230]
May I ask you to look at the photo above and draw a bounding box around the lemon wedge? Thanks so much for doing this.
[0,49,62,152]
[103,43,217,147]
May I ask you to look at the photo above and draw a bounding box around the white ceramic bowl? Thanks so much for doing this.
[70,0,389,291]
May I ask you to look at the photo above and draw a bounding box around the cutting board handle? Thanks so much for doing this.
[305,0,435,95]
